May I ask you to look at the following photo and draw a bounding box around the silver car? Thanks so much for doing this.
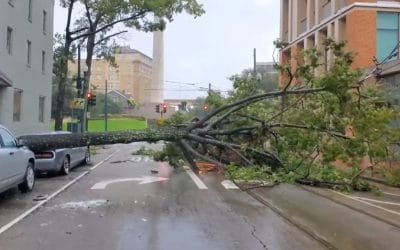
[33,131,90,176]
[0,125,35,193]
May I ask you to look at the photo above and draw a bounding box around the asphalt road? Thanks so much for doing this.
[0,143,323,250]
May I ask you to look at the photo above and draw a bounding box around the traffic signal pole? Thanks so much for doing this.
[105,80,108,132]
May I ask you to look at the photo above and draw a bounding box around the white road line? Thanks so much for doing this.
[221,180,239,189]
[352,196,400,207]
[90,176,169,190]
[0,150,119,235]
[383,191,400,197]
[331,190,400,217]
[183,165,208,190]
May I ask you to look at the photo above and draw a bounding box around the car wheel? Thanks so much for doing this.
[18,162,35,193]
[60,157,70,175]
[83,149,91,165]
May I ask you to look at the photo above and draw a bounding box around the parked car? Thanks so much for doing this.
[0,125,35,193]
[32,131,91,176]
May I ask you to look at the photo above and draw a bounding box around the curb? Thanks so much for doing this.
[246,189,337,250]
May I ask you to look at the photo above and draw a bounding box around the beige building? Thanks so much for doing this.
[69,46,154,103]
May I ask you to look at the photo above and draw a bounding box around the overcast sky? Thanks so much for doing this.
[54,0,280,99]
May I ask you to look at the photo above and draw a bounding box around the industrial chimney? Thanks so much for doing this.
[151,30,164,103]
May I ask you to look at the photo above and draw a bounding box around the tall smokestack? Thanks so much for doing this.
[151,30,164,103]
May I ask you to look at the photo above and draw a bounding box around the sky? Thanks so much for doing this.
[53,0,280,99]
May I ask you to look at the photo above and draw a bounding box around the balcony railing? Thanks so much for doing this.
[299,18,307,34]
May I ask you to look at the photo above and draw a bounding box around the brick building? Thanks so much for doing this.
[280,0,400,83]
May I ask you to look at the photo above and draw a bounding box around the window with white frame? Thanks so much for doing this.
[27,40,31,66]
[39,96,45,122]
[6,27,13,55]
[28,0,33,22]
[13,89,22,122]
[41,51,46,74]
[42,10,47,34]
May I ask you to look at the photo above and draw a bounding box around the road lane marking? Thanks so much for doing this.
[221,180,239,189]
[331,190,400,217]
[0,150,119,235]
[90,151,119,170]
[90,176,169,190]
[383,191,400,197]
[183,165,208,190]
[351,196,400,207]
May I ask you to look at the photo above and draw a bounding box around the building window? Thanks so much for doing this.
[39,96,45,123]
[6,27,13,55]
[27,40,31,66]
[28,0,33,22]
[13,89,22,122]
[41,51,46,74]
[377,12,399,62]
[42,10,47,34]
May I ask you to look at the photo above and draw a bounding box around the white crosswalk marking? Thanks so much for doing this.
[221,180,239,189]
[183,166,208,190]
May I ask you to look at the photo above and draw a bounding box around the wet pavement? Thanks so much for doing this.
[249,184,400,250]
[0,143,323,250]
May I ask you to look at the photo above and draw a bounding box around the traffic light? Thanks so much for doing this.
[203,104,209,112]
[91,94,96,106]
[155,104,160,113]
[87,92,92,105]
[87,92,96,106]
[162,104,167,113]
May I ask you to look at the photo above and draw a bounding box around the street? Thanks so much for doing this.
[0,143,323,250]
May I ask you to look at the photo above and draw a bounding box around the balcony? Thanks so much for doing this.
[299,18,307,34]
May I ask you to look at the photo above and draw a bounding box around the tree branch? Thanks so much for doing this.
[94,30,128,46]
[187,87,326,131]
[269,123,350,139]
[71,11,146,42]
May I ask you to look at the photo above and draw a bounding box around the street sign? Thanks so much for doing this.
[69,98,85,110]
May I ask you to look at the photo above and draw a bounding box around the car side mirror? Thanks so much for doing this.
[16,139,26,148]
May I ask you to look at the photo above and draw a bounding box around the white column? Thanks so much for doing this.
[151,30,164,104]
[315,0,320,26]
[288,0,292,41]
[306,0,312,30]
[292,0,299,39]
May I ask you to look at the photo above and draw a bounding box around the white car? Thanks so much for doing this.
[0,125,35,193]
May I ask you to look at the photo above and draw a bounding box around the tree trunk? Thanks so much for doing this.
[19,128,185,152]
[54,41,71,131]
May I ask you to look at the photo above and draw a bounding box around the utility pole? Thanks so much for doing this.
[105,80,108,132]
[77,45,83,133]
[208,83,211,96]
[253,48,257,76]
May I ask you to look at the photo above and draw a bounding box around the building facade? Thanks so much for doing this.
[280,0,400,82]
[0,0,54,135]
[69,46,156,104]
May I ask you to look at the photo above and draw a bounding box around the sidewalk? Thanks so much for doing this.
[244,184,400,250]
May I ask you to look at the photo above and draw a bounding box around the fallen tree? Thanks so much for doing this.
[21,40,400,191]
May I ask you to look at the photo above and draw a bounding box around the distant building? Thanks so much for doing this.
[279,0,400,84]
[69,32,165,105]
[256,62,278,75]
[0,0,53,135]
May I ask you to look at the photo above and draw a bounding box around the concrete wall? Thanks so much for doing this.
[0,0,54,136]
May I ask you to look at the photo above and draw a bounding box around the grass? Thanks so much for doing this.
[51,118,147,132]
[88,118,147,132]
